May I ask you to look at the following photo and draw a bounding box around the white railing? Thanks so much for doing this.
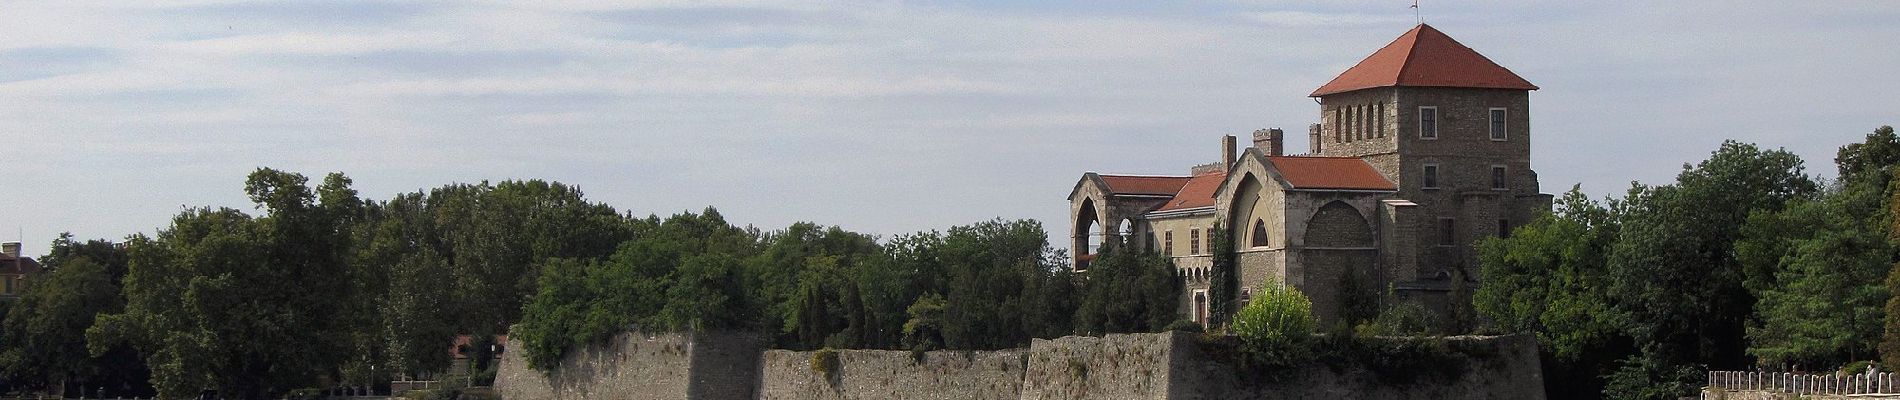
[1707,370,1900,396]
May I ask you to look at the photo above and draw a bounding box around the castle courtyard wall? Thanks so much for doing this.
[494,331,1545,400]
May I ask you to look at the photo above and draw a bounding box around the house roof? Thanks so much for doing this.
[1310,24,1537,97]
[1155,172,1228,211]
[1264,156,1396,190]
[0,254,40,275]
[1097,175,1193,196]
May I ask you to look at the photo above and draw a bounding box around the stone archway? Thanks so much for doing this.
[1301,200,1378,323]
[1074,197,1102,269]
[1303,201,1373,247]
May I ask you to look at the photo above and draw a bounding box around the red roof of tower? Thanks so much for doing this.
[1310,24,1537,97]
[1098,175,1193,196]
[1155,172,1227,211]
[1264,156,1396,190]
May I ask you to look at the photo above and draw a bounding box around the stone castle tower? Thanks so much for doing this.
[1066,24,1550,325]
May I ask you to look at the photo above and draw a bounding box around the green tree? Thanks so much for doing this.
[933,219,1072,350]
[1474,188,1631,399]
[1604,141,1813,396]
[89,168,362,398]
[0,254,150,397]
[513,208,757,370]
[1741,176,1890,369]
[1072,249,1180,335]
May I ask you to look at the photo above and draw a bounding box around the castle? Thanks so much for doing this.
[1066,24,1550,325]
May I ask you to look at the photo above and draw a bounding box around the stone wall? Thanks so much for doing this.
[758,349,1026,400]
[495,331,1544,400]
[1020,332,1183,400]
[1172,334,1547,400]
[493,331,760,400]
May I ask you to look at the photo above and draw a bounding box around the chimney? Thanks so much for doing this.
[1221,135,1237,172]
[1253,128,1286,156]
[1308,123,1323,154]
[2,242,18,258]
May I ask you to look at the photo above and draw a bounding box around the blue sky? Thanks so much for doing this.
[3,1,1897,257]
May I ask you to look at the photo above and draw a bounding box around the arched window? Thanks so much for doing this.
[1251,219,1270,248]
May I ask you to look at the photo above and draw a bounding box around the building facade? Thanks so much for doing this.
[1066,24,1551,325]
[1,241,42,298]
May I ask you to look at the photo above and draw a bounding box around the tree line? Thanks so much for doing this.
[0,170,1182,398]
[1475,126,1900,399]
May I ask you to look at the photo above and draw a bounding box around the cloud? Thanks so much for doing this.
[1,0,1898,259]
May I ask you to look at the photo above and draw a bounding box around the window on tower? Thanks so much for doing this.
[1491,165,1507,190]
[1423,164,1440,189]
[1490,108,1508,141]
[1419,106,1438,139]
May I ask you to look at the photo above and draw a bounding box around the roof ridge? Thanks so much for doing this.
[1394,24,1425,87]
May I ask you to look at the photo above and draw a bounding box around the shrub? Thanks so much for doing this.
[1231,281,1316,368]
[810,348,841,380]
[1354,301,1441,337]
[1164,319,1205,333]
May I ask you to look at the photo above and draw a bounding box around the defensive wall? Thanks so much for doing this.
[496,331,1545,399]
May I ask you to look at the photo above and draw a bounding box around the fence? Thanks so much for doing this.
[1707,370,1900,396]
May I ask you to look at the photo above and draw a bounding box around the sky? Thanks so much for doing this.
[3,1,1898,258]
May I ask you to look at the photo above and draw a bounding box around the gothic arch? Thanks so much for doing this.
[1074,197,1103,257]
[1227,172,1269,247]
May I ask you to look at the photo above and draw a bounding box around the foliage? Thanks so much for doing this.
[1607,141,1814,373]
[1072,249,1181,335]
[1231,280,1315,368]
[1354,301,1441,337]
[1164,319,1205,333]
[809,347,840,380]
[1740,175,1890,369]
[514,209,754,370]
[902,293,947,351]
[1600,352,1704,400]
[0,239,152,397]
[1208,224,1238,329]
[86,169,362,399]
[932,219,1075,350]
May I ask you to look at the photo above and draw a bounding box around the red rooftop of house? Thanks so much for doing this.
[1311,24,1538,97]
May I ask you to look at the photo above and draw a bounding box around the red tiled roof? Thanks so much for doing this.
[451,334,509,359]
[1155,172,1228,211]
[0,254,39,275]
[1098,175,1192,196]
[1311,24,1537,97]
[1265,156,1395,190]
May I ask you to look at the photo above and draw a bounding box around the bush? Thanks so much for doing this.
[1231,281,1316,368]
[402,388,460,400]
[1354,301,1441,337]
[1164,319,1205,333]
[810,348,841,380]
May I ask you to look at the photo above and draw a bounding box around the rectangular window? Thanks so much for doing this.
[1491,165,1508,190]
[1423,164,1440,189]
[1419,106,1438,139]
[2,276,11,294]
[1489,108,1508,141]
[1439,218,1457,246]
[1498,219,1512,238]
[1191,228,1202,255]
[1164,231,1174,256]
